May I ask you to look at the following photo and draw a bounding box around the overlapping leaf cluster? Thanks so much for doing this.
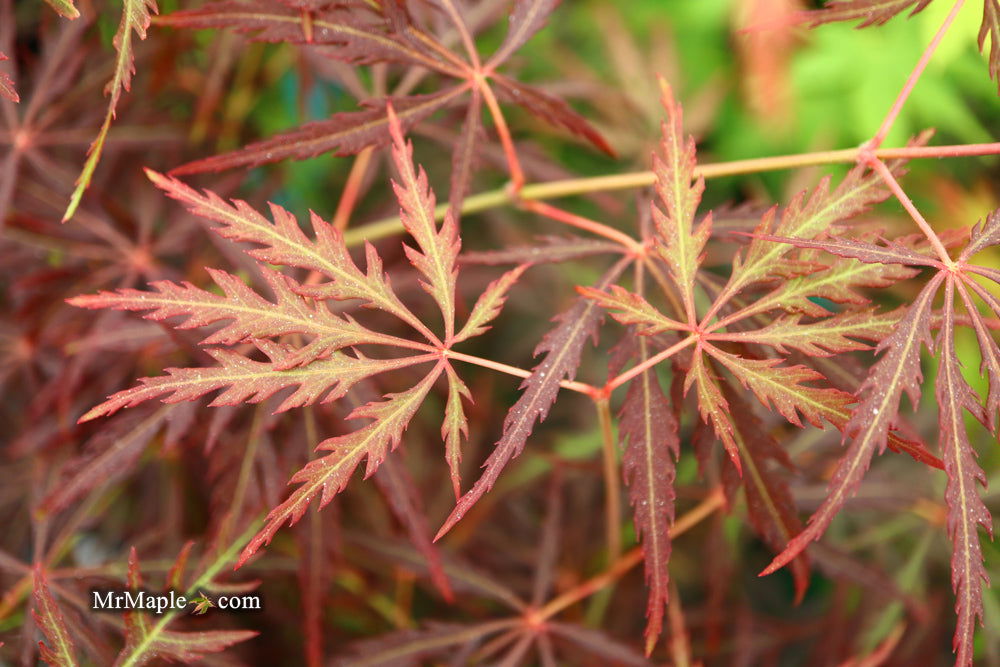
[14,0,997,664]
[580,79,998,660]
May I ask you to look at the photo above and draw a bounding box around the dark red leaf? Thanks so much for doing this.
[435,257,630,540]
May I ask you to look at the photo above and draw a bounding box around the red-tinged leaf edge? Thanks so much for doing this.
[169,86,468,175]
[487,0,561,67]
[32,566,78,667]
[746,232,944,269]
[374,453,454,601]
[491,73,615,156]
[618,335,678,655]
[0,52,18,103]
[434,257,630,541]
[759,272,944,578]
[937,277,992,666]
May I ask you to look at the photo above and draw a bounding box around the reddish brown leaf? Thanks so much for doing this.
[650,77,710,323]
[547,623,651,666]
[145,170,431,340]
[958,209,1000,262]
[957,278,1000,433]
[751,233,943,269]
[686,350,740,473]
[723,387,811,603]
[388,103,460,338]
[578,284,690,335]
[170,87,468,175]
[373,453,454,601]
[491,73,615,156]
[80,345,435,421]
[706,346,854,430]
[241,365,442,565]
[718,160,912,305]
[449,85,483,216]
[68,266,408,354]
[435,258,629,540]
[333,620,517,666]
[618,336,678,654]
[442,364,471,498]
[39,406,170,514]
[0,52,17,103]
[936,277,992,667]
[157,1,455,72]
[713,309,899,357]
[454,264,528,343]
[64,0,159,221]
[762,272,944,577]
[32,567,77,667]
[488,0,561,66]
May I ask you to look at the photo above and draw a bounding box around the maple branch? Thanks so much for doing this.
[535,488,725,621]
[595,397,622,563]
[867,157,953,265]
[605,335,698,395]
[868,0,966,149]
[520,200,645,255]
[478,78,525,191]
[443,349,598,396]
[344,143,1000,246]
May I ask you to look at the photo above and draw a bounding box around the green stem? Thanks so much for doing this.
[342,142,1000,247]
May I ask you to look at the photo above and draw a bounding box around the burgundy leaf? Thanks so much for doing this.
[241,366,442,565]
[618,336,678,655]
[724,386,810,603]
[958,208,1000,262]
[0,52,17,103]
[957,278,1000,433]
[373,452,454,601]
[32,567,77,667]
[333,620,516,666]
[170,87,468,175]
[751,233,944,269]
[488,0,561,67]
[936,277,992,667]
[449,85,483,217]
[39,406,170,514]
[491,73,615,155]
[157,1,458,72]
[435,257,629,540]
[762,271,944,576]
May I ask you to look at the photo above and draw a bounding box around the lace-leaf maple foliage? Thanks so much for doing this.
[70,107,516,567]
[156,0,613,185]
[578,80,996,657]
[50,0,1000,663]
